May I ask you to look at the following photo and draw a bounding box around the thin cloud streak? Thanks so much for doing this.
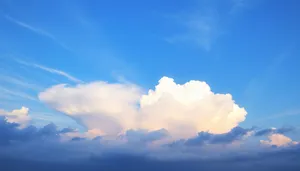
[256,109,300,123]
[5,15,71,51]
[0,86,37,101]
[33,64,82,83]
[15,59,82,83]
[0,75,43,91]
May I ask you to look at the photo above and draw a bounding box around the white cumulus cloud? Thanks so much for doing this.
[0,106,31,127]
[260,134,299,147]
[39,77,247,139]
[139,77,247,138]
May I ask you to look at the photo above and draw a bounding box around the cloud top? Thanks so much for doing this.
[139,77,247,138]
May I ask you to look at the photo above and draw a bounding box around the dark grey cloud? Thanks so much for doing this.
[125,129,169,143]
[0,116,73,145]
[1,117,300,170]
[60,127,76,134]
[255,127,295,136]
[71,137,87,141]
[185,127,253,146]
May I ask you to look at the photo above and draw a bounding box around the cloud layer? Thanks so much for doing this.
[39,76,247,139]
[0,116,300,171]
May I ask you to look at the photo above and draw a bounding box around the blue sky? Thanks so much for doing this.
[1,1,300,170]
[0,0,300,134]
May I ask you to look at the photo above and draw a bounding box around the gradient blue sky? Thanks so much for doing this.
[0,0,299,133]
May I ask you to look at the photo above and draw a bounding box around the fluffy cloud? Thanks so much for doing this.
[139,77,247,138]
[0,107,30,127]
[39,77,247,139]
[260,134,299,147]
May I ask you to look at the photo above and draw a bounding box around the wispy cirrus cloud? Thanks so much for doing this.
[165,7,221,51]
[0,86,37,101]
[166,0,253,50]
[4,15,71,51]
[0,75,43,91]
[230,0,250,14]
[255,109,300,123]
[15,59,82,83]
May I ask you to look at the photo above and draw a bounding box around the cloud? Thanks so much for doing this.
[185,126,253,146]
[0,117,73,145]
[230,0,250,14]
[166,9,220,51]
[257,109,300,122]
[0,75,42,91]
[39,76,247,139]
[32,64,82,83]
[125,129,169,144]
[166,0,254,50]
[0,86,37,101]
[139,77,247,138]
[1,116,300,171]
[255,127,295,136]
[16,59,82,83]
[1,120,300,171]
[260,134,299,147]
[71,137,86,142]
[39,81,142,136]
[0,107,30,127]
[5,15,70,50]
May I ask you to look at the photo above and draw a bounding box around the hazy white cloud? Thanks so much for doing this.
[39,77,247,139]
[230,0,249,14]
[166,1,254,50]
[166,10,220,51]
[16,59,82,83]
[39,82,142,136]
[260,134,299,147]
[0,106,31,127]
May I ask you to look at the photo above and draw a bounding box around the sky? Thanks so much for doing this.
[0,0,300,170]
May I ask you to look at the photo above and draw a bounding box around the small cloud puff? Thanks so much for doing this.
[260,134,299,147]
[0,107,30,128]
